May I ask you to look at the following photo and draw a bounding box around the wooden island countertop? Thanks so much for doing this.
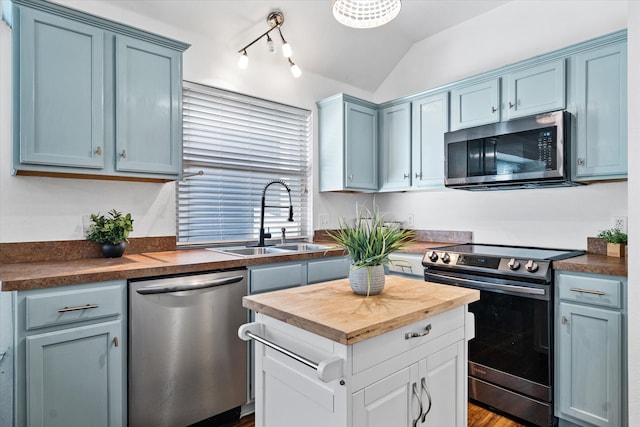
[242,275,479,345]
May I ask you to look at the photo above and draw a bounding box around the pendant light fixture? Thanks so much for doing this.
[237,10,301,78]
[332,0,402,29]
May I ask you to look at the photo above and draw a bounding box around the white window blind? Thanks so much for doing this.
[178,82,312,246]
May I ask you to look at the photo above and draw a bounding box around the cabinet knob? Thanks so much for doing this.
[561,316,568,325]
[120,149,127,159]
[415,172,422,179]
[508,101,515,109]
[347,174,353,180]
[577,157,585,166]
[491,106,497,113]
[403,173,409,179]
[94,146,102,156]
[113,336,119,347]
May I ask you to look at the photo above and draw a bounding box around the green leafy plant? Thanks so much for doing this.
[597,228,628,244]
[326,207,415,268]
[86,209,134,245]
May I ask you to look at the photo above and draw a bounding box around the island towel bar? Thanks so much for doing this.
[238,322,343,383]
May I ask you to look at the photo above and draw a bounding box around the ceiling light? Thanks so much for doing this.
[237,10,301,77]
[332,0,402,29]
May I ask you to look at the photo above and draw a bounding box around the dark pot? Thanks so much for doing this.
[101,242,127,258]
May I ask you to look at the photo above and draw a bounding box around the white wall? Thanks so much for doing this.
[371,0,628,249]
[0,0,372,243]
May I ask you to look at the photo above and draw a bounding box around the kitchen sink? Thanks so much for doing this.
[208,243,332,257]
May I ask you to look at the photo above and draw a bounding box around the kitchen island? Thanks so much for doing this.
[240,275,479,427]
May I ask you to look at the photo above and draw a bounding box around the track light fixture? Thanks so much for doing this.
[237,10,301,78]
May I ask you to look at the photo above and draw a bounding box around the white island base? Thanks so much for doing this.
[240,303,475,427]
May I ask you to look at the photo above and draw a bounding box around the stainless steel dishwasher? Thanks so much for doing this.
[128,268,248,427]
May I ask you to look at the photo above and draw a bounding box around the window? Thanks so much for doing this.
[178,82,312,246]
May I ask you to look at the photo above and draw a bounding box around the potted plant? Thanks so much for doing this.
[86,209,134,258]
[597,227,628,257]
[327,207,414,296]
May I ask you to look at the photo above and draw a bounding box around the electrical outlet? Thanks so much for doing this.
[613,216,627,233]
[406,214,414,228]
[319,213,329,227]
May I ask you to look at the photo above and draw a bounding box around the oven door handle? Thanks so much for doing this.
[425,272,547,297]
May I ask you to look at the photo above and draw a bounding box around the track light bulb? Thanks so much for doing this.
[289,58,301,78]
[266,34,275,53]
[238,51,248,69]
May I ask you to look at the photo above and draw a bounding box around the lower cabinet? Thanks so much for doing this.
[555,271,626,427]
[16,281,127,427]
[353,340,465,427]
[253,305,471,427]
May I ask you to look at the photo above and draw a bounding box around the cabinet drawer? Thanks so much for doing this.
[352,306,464,374]
[250,263,306,294]
[557,273,622,308]
[307,257,350,284]
[24,282,124,331]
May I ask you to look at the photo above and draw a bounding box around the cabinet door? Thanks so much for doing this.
[421,340,465,427]
[345,101,378,191]
[378,103,411,192]
[504,59,565,120]
[353,364,420,427]
[26,320,123,427]
[450,78,500,131]
[573,42,627,181]
[556,302,621,427]
[115,35,182,175]
[411,92,448,189]
[17,7,105,169]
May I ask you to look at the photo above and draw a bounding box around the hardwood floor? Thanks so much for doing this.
[224,402,526,427]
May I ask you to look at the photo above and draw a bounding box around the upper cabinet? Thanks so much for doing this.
[571,41,627,181]
[450,78,500,131]
[504,59,566,120]
[411,92,449,190]
[10,0,189,181]
[318,94,378,192]
[378,102,411,192]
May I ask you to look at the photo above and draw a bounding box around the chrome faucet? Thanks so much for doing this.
[256,180,293,247]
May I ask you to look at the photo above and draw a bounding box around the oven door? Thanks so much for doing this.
[425,270,555,426]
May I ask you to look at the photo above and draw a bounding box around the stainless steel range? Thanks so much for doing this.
[422,243,584,426]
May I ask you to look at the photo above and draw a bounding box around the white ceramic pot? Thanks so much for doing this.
[349,265,385,296]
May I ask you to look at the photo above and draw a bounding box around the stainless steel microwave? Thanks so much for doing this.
[444,110,578,190]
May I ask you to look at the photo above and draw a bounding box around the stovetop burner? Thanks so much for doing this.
[435,243,584,261]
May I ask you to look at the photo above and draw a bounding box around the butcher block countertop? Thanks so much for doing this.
[242,275,480,345]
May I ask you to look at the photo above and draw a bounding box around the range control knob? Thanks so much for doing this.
[507,258,521,270]
[426,250,439,262]
[441,252,451,264]
[525,260,539,273]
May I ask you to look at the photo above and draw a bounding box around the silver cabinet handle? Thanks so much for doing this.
[577,158,585,166]
[421,377,432,422]
[491,106,497,113]
[415,172,422,179]
[347,174,353,180]
[120,149,127,158]
[136,275,244,294]
[508,101,515,109]
[561,316,568,325]
[58,304,99,313]
[403,173,409,179]
[405,324,432,340]
[570,287,605,296]
[113,336,119,347]
[94,146,102,156]
[412,382,423,427]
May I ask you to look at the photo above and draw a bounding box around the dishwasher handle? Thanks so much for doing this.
[136,275,244,295]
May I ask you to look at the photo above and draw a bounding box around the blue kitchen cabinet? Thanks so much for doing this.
[378,102,411,192]
[571,41,627,181]
[14,6,105,170]
[555,271,626,427]
[504,59,566,120]
[115,35,182,175]
[449,78,500,131]
[15,281,127,427]
[411,92,449,189]
[318,94,378,192]
[10,0,189,181]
